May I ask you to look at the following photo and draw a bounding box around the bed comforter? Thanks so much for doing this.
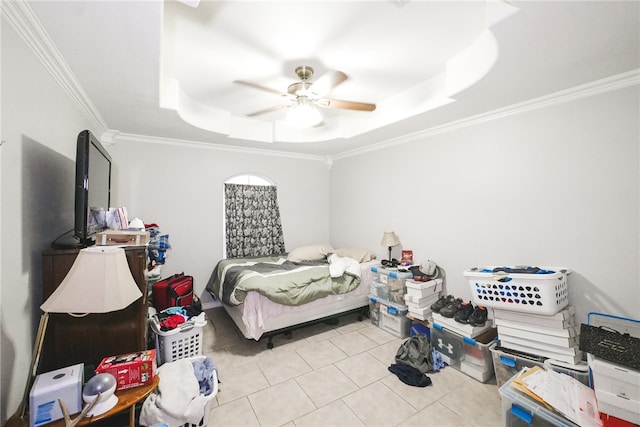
[206,255,362,306]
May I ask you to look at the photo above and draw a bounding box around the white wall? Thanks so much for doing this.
[0,23,98,422]
[105,139,332,299]
[330,87,640,325]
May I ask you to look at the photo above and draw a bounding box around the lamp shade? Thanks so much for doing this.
[40,246,142,314]
[380,231,401,248]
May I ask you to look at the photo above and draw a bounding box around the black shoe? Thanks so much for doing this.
[468,306,488,326]
[430,295,455,313]
[440,298,463,318]
[454,301,474,324]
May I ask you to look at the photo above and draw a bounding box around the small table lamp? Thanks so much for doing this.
[380,231,401,264]
[14,246,143,423]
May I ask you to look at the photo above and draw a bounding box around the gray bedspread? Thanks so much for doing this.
[206,255,362,306]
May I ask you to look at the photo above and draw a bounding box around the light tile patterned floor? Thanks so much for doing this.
[200,307,503,427]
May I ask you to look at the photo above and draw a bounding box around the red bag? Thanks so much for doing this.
[152,272,194,310]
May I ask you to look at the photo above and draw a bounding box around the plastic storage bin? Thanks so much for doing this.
[464,267,570,315]
[150,312,207,365]
[431,324,498,383]
[499,371,580,427]
[369,295,409,338]
[370,266,412,304]
[491,344,547,388]
[543,359,589,386]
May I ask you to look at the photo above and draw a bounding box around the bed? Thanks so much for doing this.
[205,245,377,347]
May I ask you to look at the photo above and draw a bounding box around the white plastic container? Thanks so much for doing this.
[369,295,410,338]
[465,266,570,315]
[431,324,497,383]
[150,313,208,365]
[499,371,580,426]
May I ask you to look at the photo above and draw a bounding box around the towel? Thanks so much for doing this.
[139,359,209,427]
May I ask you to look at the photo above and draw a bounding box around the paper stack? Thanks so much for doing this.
[510,366,601,427]
[494,306,583,364]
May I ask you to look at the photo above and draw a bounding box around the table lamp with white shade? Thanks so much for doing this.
[380,231,401,265]
[11,246,142,425]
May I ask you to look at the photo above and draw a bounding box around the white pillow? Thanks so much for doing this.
[333,247,377,263]
[287,244,334,262]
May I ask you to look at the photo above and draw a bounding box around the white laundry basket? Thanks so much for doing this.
[465,267,570,315]
[150,312,207,365]
[183,355,219,427]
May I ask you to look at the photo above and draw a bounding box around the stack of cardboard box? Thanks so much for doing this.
[493,306,582,364]
[403,278,442,320]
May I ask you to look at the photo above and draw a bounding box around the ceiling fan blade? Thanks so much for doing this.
[246,104,289,117]
[317,98,376,112]
[307,71,347,98]
[233,80,288,97]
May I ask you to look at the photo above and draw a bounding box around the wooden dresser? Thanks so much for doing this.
[39,246,148,374]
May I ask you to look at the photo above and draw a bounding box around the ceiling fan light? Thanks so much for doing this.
[286,103,322,128]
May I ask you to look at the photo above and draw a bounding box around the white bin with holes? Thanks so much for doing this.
[464,267,570,315]
[150,312,207,365]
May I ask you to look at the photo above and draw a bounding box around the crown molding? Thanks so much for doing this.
[333,69,640,160]
[112,69,639,163]
[108,131,326,162]
[1,0,108,135]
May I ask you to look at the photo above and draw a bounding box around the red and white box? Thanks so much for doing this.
[400,250,413,265]
[96,349,157,390]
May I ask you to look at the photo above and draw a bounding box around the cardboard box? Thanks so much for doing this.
[96,230,150,246]
[432,312,492,338]
[590,355,640,423]
[405,278,443,298]
[404,289,440,308]
[494,318,576,338]
[493,306,576,330]
[29,363,83,427]
[499,336,582,364]
[96,349,156,390]
[498,325,578,348]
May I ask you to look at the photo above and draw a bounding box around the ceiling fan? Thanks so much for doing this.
[234,66,376,125]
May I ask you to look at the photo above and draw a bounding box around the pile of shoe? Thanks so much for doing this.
[430,295,488,327]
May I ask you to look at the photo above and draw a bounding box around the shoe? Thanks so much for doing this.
[439,298,463,318]
[430,295,455,313]
[454,301,475,324]
[468,306,488,326]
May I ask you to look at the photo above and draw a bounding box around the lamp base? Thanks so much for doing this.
[85,394,118,417]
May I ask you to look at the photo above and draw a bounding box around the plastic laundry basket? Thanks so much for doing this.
[150,312,208,365]
[182,355,219,427]
[465,267,570,315]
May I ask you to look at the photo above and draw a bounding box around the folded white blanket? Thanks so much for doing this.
[139,359,209,427]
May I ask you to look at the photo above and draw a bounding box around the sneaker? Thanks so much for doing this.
[430,295,455,313]
[468,306,488,326]
[454,301,475,324]
[439,298,463,318]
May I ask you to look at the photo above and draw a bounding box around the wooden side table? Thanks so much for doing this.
[47,375,159,427]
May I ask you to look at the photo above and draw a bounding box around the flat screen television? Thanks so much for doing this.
[74,129,112,246]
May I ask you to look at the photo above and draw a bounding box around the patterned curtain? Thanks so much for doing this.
[224,183,286,257]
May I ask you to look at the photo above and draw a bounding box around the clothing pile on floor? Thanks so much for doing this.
[139,356,218,427]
